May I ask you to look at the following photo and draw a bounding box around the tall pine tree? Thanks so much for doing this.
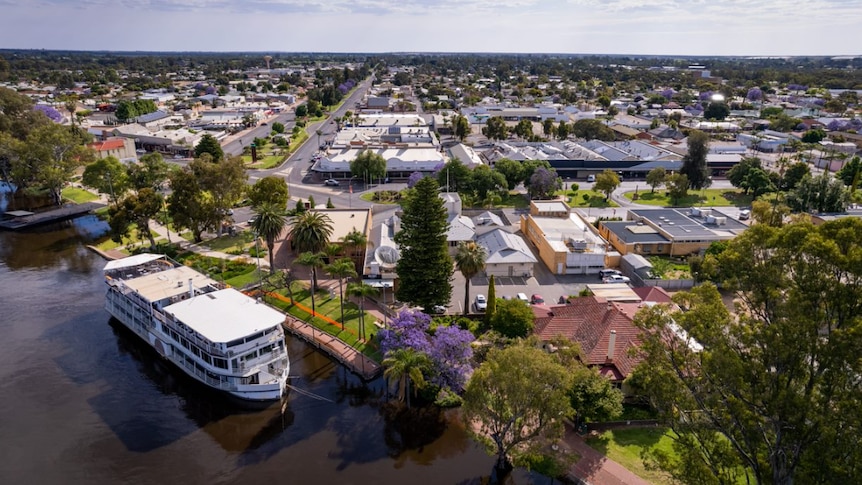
[395,177,453,310]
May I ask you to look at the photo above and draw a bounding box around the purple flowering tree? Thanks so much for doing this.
[379,310,432,356]
[379,309,475,392]
[746,87,763,102]
[828,120,844,131]
[33,105,63,123]
[528,167,562,199]
[407,171,424,188]
[660,88,675,101]
[698,91,713,101]
[205,85,217,95]
[428,325,474,391]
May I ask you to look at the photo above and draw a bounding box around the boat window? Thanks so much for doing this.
[213,358,228,369]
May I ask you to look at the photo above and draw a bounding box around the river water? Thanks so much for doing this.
[0,214,548,485]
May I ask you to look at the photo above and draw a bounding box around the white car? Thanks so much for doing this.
[475,294,487,312]
[516,293,529,303]
[324,179,340,186]
[603,275,631,284]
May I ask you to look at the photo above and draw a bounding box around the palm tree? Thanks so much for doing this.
[347,282,378,341]
[340,228,368,274]
[288,211,333,292]
[324,257,357,329]
[295,251,325,317]
[454,241,487,315]
[250,201,288,272]
[382,348,431,408]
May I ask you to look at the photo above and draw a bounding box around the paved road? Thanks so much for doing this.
[242,78,399,211]
[223,111,297,157]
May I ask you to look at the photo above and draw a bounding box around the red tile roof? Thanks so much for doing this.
[534,296,646,379]
[91,138,125,152]
[632,286,673,304]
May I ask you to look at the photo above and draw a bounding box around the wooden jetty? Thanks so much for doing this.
[0,202,105,230]
[283,316,382,380]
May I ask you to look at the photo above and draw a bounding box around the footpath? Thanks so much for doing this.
[560,424,651,485]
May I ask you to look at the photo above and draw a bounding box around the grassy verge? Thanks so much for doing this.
[289,130,309,154]
[62,187,99,203]
[624,189,751,207]
[243,153,286,170]
[586,427,675,484]
[560,190,620,208]
[203,232,255,252]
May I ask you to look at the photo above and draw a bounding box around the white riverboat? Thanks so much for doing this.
[103,254,289,401]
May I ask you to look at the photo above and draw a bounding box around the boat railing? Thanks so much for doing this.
[158,311,226,357]
[234,347,286,374]
[168,353,238,391]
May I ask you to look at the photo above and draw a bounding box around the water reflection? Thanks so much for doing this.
[0,215,110,271]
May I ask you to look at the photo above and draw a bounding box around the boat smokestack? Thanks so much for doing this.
[188,278,194,299]
[607,330,617,361]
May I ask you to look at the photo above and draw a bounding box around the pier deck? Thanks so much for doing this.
[0,202,105,230]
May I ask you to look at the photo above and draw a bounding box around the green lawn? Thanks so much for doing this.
[586,427,676,485]
[559,190,620,208]
[624,189,752,207]
[203,232,255,252]
[485,191,530,209]
[271,281,381,359]
[62,187,99,203]
[243,153,285,169]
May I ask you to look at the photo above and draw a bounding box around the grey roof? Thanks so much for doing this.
[629,208,748,241]
[135,110,169,123]
[472,211,505,227]
[476,229,537,264]
[602,221,671,244]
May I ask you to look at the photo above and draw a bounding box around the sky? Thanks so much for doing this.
[1,0,861,56]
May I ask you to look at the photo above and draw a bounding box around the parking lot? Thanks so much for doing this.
[448,259,600,314]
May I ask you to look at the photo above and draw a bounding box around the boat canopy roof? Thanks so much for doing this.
[104,253,165,271]
[164,288,285,344]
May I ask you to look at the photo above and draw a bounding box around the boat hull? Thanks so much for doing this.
[106,307,289,402]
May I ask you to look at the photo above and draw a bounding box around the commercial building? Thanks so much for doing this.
[520,201,609,275]
[598,207,748,257]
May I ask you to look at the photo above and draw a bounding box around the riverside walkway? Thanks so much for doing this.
[264,291,382,380]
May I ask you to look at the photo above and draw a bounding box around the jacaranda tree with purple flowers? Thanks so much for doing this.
[746,87,763,102]
[33,105,63,123]
[427,325,474,391]
[379,309,475,394]
[407,171,424,188]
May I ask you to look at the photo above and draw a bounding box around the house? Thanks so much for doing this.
[439,192,475,253]
[476,228,537,278]
[89,137,136,161]
[287,207,373,278]
[365,214,400,281]
[520,201,609,275]
[534,296,645,389]
[598,208,748,257]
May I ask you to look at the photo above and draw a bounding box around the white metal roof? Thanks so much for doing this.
[103,253,165,271]
[164,288,285,343]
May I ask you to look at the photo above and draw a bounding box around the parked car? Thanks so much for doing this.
[603,275,631,284]
[475,294,487,312]
[429,305,447,314]
[530,294,544,304]
[516,293,529,303]
[587,174,596,183]
[324,179,340,186]
[599,269,622,280]
[739,209,750,220]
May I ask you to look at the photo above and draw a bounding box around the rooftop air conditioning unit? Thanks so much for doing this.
[690,207,701,217]
[700,209,712,218]
[705,215,717,224]
[714,216,727,225]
